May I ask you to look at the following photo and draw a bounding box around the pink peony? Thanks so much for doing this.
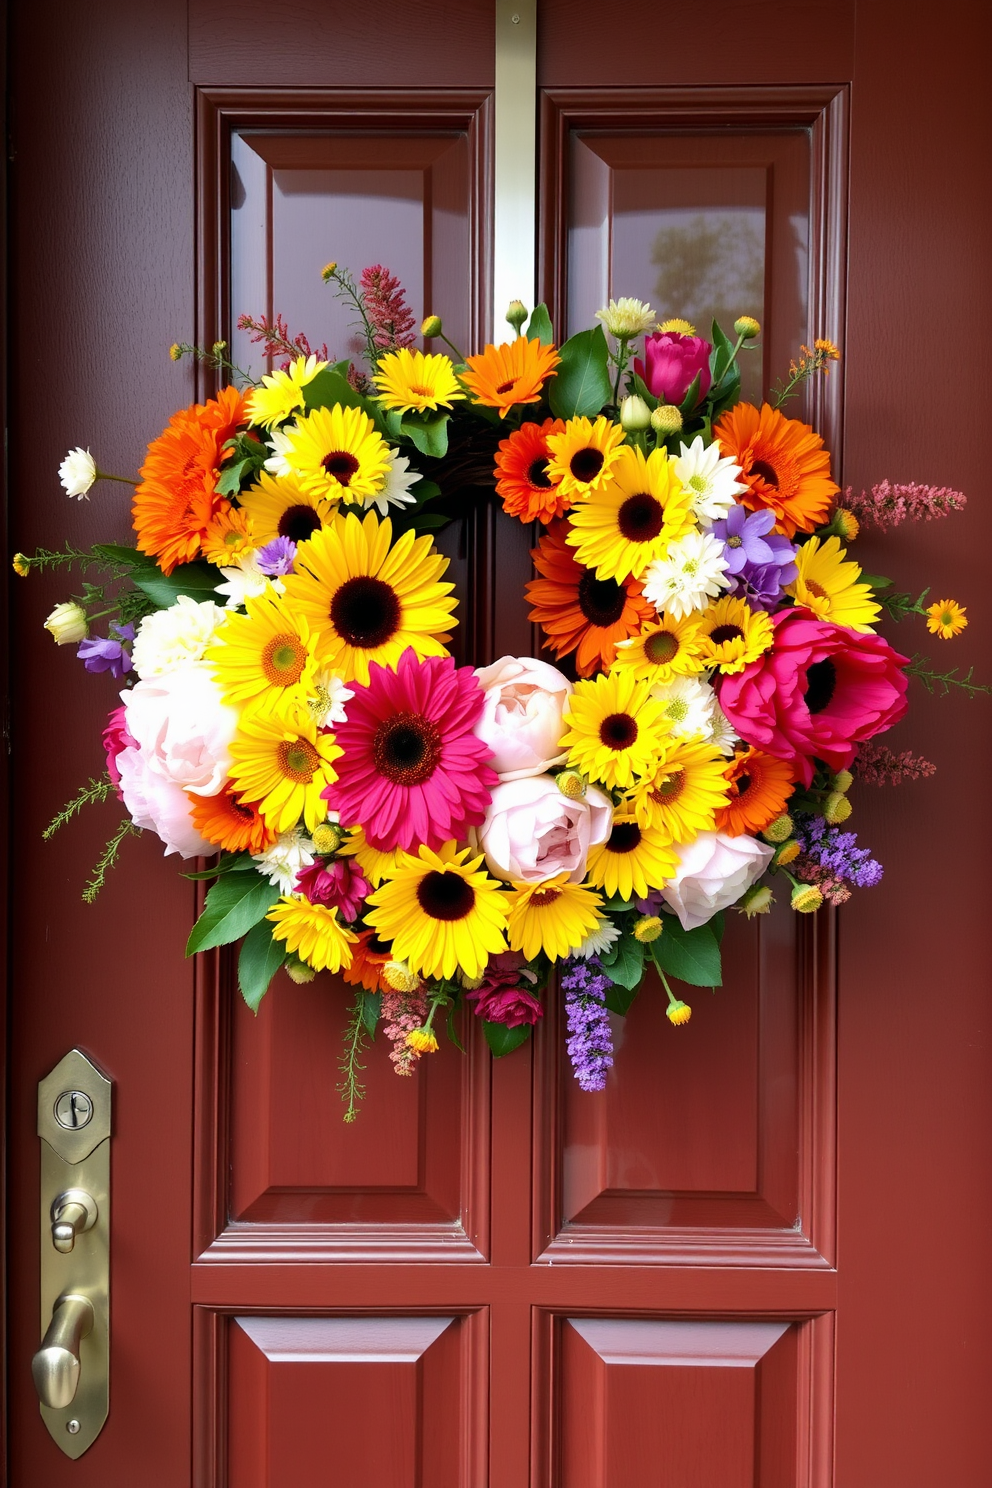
[717,610,909,787]
[116,746,214,859]
[295,856,370,921]
[661,831,773,930]
[473,654,572,780]
[121,663,237,797]
[103,704,137,798]
[634,330,712,407]
[465,953,543,1026]
[479,775,613,883]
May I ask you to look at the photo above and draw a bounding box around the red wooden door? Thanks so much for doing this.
[6,2,992,1484]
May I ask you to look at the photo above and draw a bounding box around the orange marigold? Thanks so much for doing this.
[187,784,276,855]
[715,747,795,837]
[342,929,393,993]
[526,519,656,678]
[494,417,569,524]
[461,337,560,416]
[713,401,838,539]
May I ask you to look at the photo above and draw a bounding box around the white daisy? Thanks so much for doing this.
[252,828,316,894]
[650,675,717,741]
[59,446,97,499]
[708,701,739,757]
[595,298,656,339]
[672,436,748,528]
[131,595,227,678]
[308,670,353,729]
[573,921,621,960]
[214,554,285,609]
[642,529,729,619]
[362,451,419,516]
[263,425,296,478]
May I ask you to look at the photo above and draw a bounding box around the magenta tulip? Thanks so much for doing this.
[634,331,712,407]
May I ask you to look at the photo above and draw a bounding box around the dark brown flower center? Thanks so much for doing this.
[496,379,518,396]
[734,771,753,797]
[804,658,837,714]
[527,457,553,489]
[229,798,256,822]
[650,768,685,803]
[372,711,442,786]
[417,870,475,921]
[322,450,361,485]
[278,504,323,543]
[618,492,665,543]
[599,712,638,749]
[577,571,626,627]
[644,629,679,664]
[529,887,563,907]
[330,576,401,649]
[750,459,779,489]
[607,821,642,854]
[570,447,604,483]
[710,624,745,645]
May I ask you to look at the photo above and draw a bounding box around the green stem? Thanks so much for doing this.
[440,332,467,364]
[337,990,369,1124]
[95,471,137,486]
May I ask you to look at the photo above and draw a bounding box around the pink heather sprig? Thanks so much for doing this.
[841,479,966,532]
[236,312,329,366]
[359,265,416,351]
[381,988,429,1076]
[853,742,937,786]
[795,859,852,906]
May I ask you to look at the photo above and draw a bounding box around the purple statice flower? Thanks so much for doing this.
[710,505,797,610]
[793,814,883,889]
[77,622,134,678]
[256,535,297,577]
[561,956,614,1092]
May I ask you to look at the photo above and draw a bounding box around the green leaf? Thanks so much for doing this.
[482,1020,532,1057]
[400,409,450,458]
[302,366,366,412]
[186,871,280,956]
[711,911,725,945]
[601,933,645,991]
[445,1003,466,1053]
[237,919,286,1012]
[602,894,635,913]
[525,303,554,345]
[860,573,893,590]
[652,918,723,988]
[407,512,449,532]
[131,560,220,609]
[92,542,155,571]
[630,371,659,411]
[361,991,382,1036]
[548,326,612,419]
[215,457,251,496]
[604,980,640,1017]
[678,371,702,416]
[411,478,442,506]
[709,318,737,386]
[183,852,256,880]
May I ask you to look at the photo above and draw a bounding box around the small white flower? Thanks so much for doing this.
[672,436,748,528]
[573,921,621,960]
[44,600,88,645]
[214,554,285,609]
[708,701,739,757]
[363,451,419,516]
[308,670,353,729]
[595,297,656,340]
[642,529,729,619]
[650,675,717,741]
[59,447,97,500]
[131,594,227,678]
[253,829,316,894]
[263,426,296,478]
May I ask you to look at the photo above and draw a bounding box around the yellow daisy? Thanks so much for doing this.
[342,826,407,887]
[627,737,731,838]
[696,595,774,674]
[227,705,341,834]
[201,505,256,565]
[206,592,319,713]
[365,842,509,981]
[546,416,626,501]
[565,445,694,581]
[504,874,604,962]
[246,355,328,430]
[611,611,705,684]
[560,669,671,790]
[926,598,968,639]
[279,403,392,503]
[585,815,679,902]
[237,471,336,548]
[786,535,881,632]
[373,348,465,414]
[281,510,457,684]
[266,897,357,973]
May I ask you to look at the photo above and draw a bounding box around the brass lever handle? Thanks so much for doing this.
[31,1293,94,1409]
[50,1188,98,1254]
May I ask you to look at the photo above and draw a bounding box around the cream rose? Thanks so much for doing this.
[122,663,237,798]
[660,831,773,930]
[479,775,612,883]
[473,655,572,780]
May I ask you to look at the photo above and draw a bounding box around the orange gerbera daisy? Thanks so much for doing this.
[186,784,276,854]
[342,929,393,993]
[715,747,795,837]
[201,504,256,565]
[526,519,656,677]
[713,402,838,538]
[495,418,569,524]
[460,337,560,416]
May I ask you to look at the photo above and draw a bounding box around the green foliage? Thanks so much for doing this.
[361,991,382,1036]
[549,326,612,418]
[651,916,723,987]
[185,870,280,956]
[82,818,141,904]
[482,1020,532,1057]
[707,319,742,418]
[525,303,554,345]
[604,980,641,1017]
[131,559,221,609]
[43,775,115,840]
[905,655,992,698]
[183,852,256,880]
[238,919,286,1011]
[302,366,367,413]
[877,586,930,621]
[629,371,659,411]
[600,932,645,991]
[338,990,371,1123]
[399,409,450,458]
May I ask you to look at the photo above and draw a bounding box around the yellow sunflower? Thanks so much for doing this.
[627,737,731,838]
[201,504,256,565]
[280,510,457,684]
[279,403,392,503]
[611,611,705,684]
[342,825,407,887]
[504,874,604,961]
[564,444,694,581]
[266,897,357,973]
[695,595,774,674]
[460,338,561,416]
[546,416,626,501]
[365,842,509,981]
[227,705,341,834]
[246,355,328,430]
[786,535,881,632]
[560,669,671,790]
[585,815,679,901]
[237,471,336,548]
[206,592,319,713]
[373,348,465,414]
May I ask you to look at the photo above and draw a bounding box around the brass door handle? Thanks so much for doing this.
[31,1294,94,1410]
[51,1188,98,1254]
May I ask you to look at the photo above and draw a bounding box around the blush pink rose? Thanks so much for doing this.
[473,654,572,780]
[634,330,712,407]
[116,746,214,859]
[661,831,773,930]
[479,775,613,883]
[121,662,237,798]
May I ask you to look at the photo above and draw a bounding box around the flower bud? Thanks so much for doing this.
[12,552,30,577]
[833,768,854,793]
[791,883,823,914]
[633,915,663,943]
[666,999,692,1026]
[405,1027,439,1054]
[761,813,793,844]
[311,822,343,855]
[554,769,587,800]
[168,342,184,362]
[739,883,774,918]
[833,507,859,541]
[44,601,88,646]
[505,299,528,334]
[620,394,652,432]
[383,960,422,994]
[650,404,683,436]
[773,839,800,867]
[823,791,852,825]
[211,340,227,359]
[734,315,761,340]
[285,955,316,984]
[458,969,485,991]
[321,261,338,281]
[421,314,443,339]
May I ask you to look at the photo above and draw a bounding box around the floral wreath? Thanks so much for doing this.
[23,262,981,1119]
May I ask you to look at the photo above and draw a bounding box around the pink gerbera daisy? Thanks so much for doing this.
[322,648,498,852]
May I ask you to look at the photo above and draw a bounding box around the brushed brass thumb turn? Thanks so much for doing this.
[32,1294,94,1409]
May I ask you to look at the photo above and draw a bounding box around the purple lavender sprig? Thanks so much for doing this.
[793,814,883,888]
[561,956,614,1093]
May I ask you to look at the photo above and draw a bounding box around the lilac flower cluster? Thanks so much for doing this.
[793,814,883,888]
[561,956,614,1093]
[709,505,797,610]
